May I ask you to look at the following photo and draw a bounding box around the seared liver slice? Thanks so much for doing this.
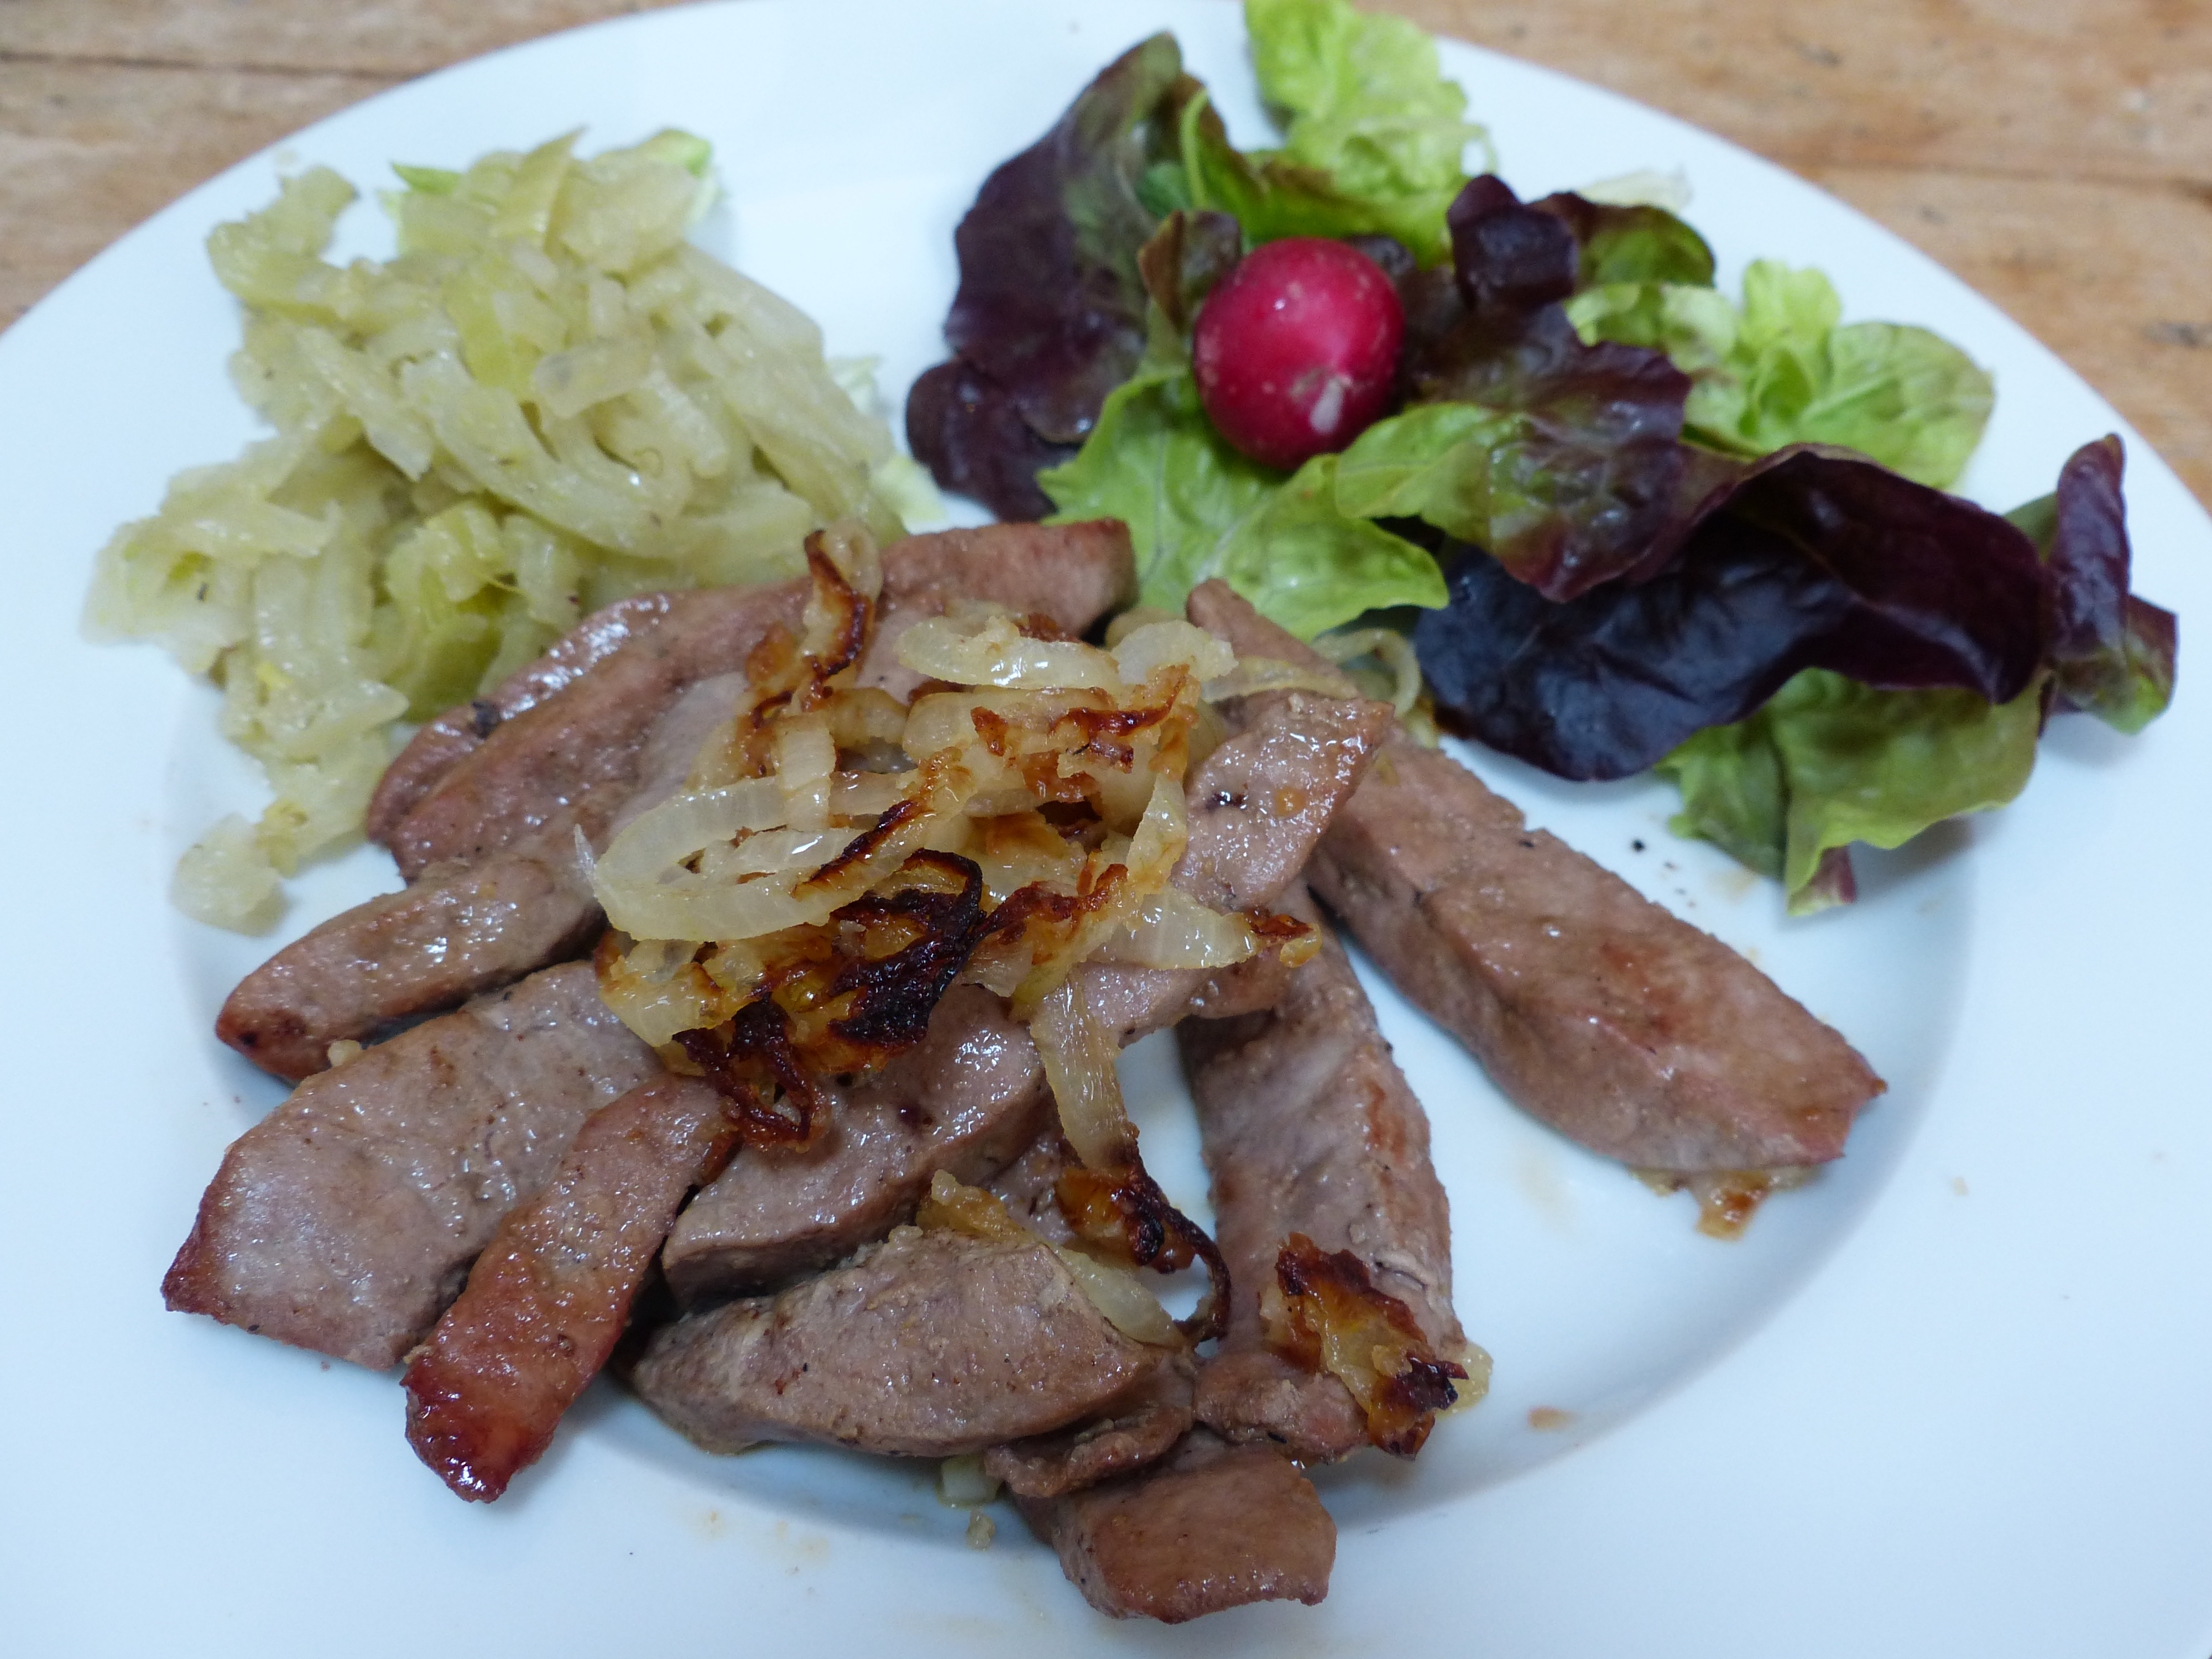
[986,1124,1083,1246]
[632,1225,1175,1457]
[1186,580,1885,1172]
[659,984,1052,1303]
[1180,885,1462,1463]
[164,963,660,1370]
[1018,1429,1335,1623]
[404,1076,734,1501]
[1172,686,1392,914]
[367,591,678,843]
[216,672,746,1083]
[387,521,1137,879]
[386,581,806,880]
[214,834,602,1083]
[983,1353,1196,1500]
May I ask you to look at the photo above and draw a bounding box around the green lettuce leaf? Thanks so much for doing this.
[2005,437,2178,735]
[1037,353,1446,638]
[1657,666,2043,913]
[1331,401,1505,530]
[1540,192,1716,288]
[1331,181,1697,600]
[1242,0,1486,259]
[1567,259,1994,489]
[1162,0,1485,264]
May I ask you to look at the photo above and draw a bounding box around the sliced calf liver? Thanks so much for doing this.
[386,521,1136,879]
[633,1225,1174,1457]
[165,963,660,1370]
[1179,885,1462,1463]
[1186,580,1884,1172]
[403,1076,734,1500]
[1016,1428,1335,1623]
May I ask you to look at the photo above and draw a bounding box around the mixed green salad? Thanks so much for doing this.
[906,0,2176,912]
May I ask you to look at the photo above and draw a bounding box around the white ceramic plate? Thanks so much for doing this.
[4,2,2208,1653]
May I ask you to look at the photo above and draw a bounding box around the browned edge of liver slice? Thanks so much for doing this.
[633,1224,1175,1457]
[1186,579,1885,1173]
[403,1076,734,1501]
[367,591,678,843]
[164,963,661,1370]
[1180,884,1463,1464]
[1018,1428,1335,1623]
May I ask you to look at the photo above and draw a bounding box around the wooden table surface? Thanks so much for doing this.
[3,0,2206,506]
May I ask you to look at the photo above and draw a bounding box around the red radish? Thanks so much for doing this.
[1191,237,1405,472]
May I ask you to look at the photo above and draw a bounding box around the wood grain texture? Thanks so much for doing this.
[2,0,2205,505]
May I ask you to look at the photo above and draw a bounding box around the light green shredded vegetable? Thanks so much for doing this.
[85,131,932,931]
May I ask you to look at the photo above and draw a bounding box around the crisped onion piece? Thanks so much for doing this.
[591,564,1287,1318]
[1260,1232,1478,1458]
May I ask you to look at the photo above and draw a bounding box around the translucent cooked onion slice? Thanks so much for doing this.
[917,1171,1177,1349]
[589,541,1301,1274]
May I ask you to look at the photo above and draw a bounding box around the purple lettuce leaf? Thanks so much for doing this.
[1134,208,1244,333]
[906,34,1183,518]
[1527,192,1718,289]
[1413,445,2052,779]
[1385,177,1695,599]
[904,360,1078,522]
[2013,435,2178,732]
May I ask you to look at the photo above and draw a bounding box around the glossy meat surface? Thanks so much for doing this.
[1018,1429,1335,1623]
[1187,580,1885,1172]
[660,984,1052,1302]
[1172,686,1391,914]
[215,834,601,1083]
[1180,886,1462,1463]
[634,1225,1173,1457]
[164,963,660,1370]
[403,1076,733,1501]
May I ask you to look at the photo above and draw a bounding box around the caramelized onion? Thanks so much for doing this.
[1260,1233,1479,1457]
[587,528,1286,1308]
